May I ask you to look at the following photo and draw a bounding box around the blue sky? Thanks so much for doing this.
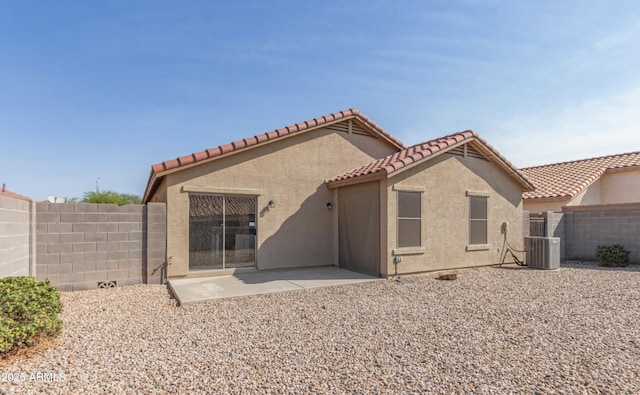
[1,1,639,200]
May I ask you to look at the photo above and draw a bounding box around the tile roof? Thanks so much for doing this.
[521,151,640,200]
[0,184,32,201]
[327,130,535,191]
[150,108,404,175]
[143,109,406,202]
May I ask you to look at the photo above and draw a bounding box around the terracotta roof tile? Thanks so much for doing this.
[164,159,179,170]
[327,130,472,182]
[143,108,406,202]
[178,154,195,166]
[193,151,208,161]
[521,151,640,200]
[327,130,534,191]
[220,143,234,154]
[0,184,31,201]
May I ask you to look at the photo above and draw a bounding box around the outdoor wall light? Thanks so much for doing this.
[268,200,276,209]
[326,202,333,210]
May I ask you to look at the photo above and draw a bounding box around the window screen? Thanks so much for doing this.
[469,196,488,245]
[397,191,421,247]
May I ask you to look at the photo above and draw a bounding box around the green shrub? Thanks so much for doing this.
[595,244,631,267]
[0,277,62,355]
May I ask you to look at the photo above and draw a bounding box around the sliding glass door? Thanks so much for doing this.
[189,194,256,271]
[223,196,257,268]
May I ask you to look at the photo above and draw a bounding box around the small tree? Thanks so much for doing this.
[81,190,142,205]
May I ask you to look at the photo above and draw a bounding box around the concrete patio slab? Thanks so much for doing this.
[168,266,382,305]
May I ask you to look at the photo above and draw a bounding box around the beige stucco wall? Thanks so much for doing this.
[159,127,399,277]
[384,153,525,275]
[567,178,602,206]
[523,200,567,214]
[599,168,640,204]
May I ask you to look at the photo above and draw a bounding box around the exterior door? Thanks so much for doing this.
[189,194,256,271]
[338,182,380,276]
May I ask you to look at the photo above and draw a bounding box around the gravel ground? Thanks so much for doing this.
[2,263,640,394]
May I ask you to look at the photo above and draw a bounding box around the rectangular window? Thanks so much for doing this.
[469,196,488,245]
[189,194,256,271]
[397,191,421,247]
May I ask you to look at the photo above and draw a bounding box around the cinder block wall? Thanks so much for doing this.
[36,202,166,291]
[564,207,640,264]
[0,196,32,277]
[145,203,167,284]
[524,208,639,263]
[544,211,565,259]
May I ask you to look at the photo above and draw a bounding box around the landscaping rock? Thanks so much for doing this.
[2,263,640,394]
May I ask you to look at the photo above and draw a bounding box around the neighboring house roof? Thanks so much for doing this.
[143,108,406,202]
[327,130,535,191]
[521,151,640,200]
[0,184,31,201]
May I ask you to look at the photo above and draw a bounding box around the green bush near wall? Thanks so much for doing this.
[595,244,631,267]
[0,277,63,355]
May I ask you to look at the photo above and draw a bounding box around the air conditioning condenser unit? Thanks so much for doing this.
[525,237,560,270]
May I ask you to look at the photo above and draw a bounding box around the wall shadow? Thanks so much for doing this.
[257,183,335,272]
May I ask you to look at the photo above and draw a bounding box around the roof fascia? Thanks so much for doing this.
[154,114,401,180]
[604,164,640,174]
[523,196,570,203]
[142,113,404,202]
[142,171,160,203]
[326,171,385,189]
